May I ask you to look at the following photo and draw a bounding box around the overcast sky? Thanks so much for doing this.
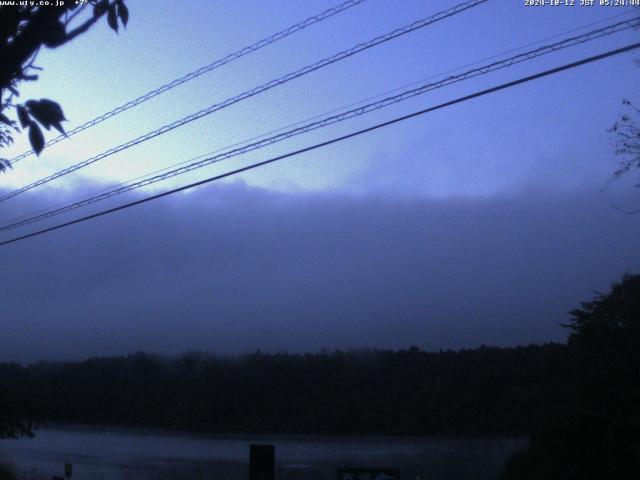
[1,0,639,363]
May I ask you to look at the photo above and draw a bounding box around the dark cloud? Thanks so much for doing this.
[0,181,638,363]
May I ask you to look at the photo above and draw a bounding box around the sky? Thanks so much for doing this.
[1,0,639,363]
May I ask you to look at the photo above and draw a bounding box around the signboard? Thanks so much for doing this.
[337,467,400,480]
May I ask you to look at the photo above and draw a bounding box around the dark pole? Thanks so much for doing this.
[249,444,274,480]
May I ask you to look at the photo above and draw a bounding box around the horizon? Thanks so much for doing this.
[3,339,570,366]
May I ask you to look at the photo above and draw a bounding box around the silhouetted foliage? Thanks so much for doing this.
[0,344,570,437]
[607,12,640,194]
[0,370,37,439]
[0,0,128,171]
[0,463,17,480]
[609,100,640,191]
[500,273,640,480]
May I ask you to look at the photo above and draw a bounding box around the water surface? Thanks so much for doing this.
[0,426,525,480]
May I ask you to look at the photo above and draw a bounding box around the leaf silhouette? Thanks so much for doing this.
[42,20,66,48]
[25,99,66,134]
[93,0,108,17]
[16,105,31,128]
[116,0,129,27]
[0,113,14,127]
[107,4,118,32]
[28,123,45,155]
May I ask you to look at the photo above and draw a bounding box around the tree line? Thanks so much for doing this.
[1,343,570,437]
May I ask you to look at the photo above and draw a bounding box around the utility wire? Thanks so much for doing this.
[15,7,632,224]
[0,0,488,204]
[7,0,367,166]
[2,41,638,248]
[9,5,633,225]
[4,5,634,225]
[2,16,637,232]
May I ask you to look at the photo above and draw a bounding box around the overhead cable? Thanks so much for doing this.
[2,16,637,232]
[7,0,368,165]
[0,0,488,203]
[2,41,638,247]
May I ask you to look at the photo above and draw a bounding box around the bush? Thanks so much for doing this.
[0,463,16,480]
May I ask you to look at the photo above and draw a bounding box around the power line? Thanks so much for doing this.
[7,0,368,166]
[40,0,632,226]
[10,5,633,224]
[20,8,633,223]
[4,16,637,230]
[23,0,634,179]
[0,0,488,204]
[3,16,637,233]
[2,41,638,248]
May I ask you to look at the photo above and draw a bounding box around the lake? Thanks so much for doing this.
[0,426,526,480]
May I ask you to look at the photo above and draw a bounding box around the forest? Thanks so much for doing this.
[0,344,571,436]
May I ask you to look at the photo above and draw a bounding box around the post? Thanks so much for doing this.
[249,444,274,480]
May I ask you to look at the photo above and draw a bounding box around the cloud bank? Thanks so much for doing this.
[0,180,638,363]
